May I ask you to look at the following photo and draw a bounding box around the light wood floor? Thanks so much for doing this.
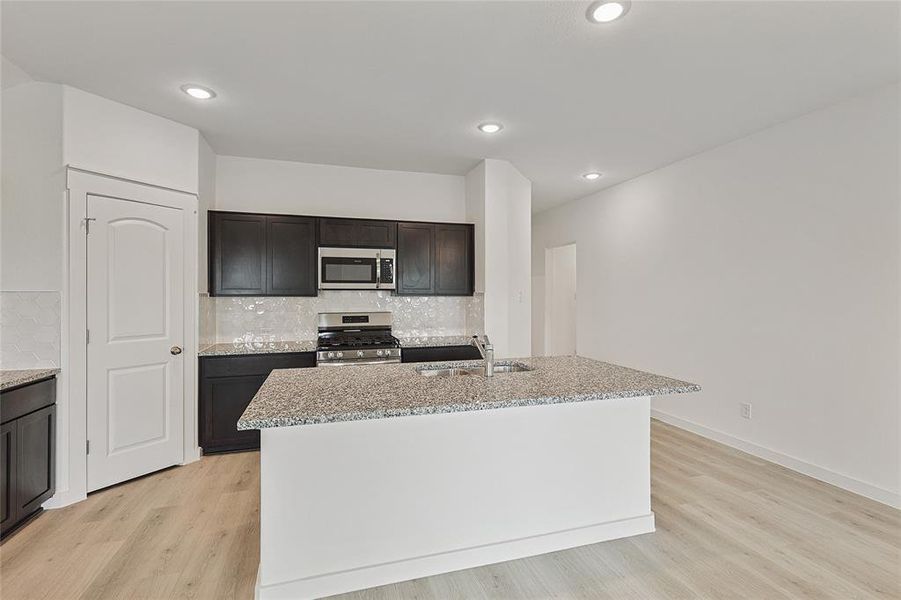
[2,420,898,599]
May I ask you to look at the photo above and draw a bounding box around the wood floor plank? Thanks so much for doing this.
[1,421,898,600]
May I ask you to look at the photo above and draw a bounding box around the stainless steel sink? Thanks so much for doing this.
[492,364,531,373]
[417,367,484,377]
[416,363,532,377]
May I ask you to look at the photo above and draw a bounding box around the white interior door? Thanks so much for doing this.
[86,193,184,492]
[545,244,577,355]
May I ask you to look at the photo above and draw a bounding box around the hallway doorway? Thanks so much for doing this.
[544,243,577,355]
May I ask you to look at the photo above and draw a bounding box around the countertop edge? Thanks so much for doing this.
[199,342,317,357]
[0,369,61,392]
[199,336,480,357]
[237,382,701,430]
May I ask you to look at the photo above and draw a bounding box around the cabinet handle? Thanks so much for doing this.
[170,346,183,356]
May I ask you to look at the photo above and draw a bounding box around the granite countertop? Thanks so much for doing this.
[1,368,60,392]
[199,340,317,357]
[397,335,479,348]
[199,336,478,357]
[238,355,699,430]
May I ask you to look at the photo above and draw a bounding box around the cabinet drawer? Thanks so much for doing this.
[1,378,56,424]
[200,352,316,378]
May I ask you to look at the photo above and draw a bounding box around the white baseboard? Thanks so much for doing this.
[46,448,201,510]
[651,409,900,509]
[257,513,655,600]
[182,446,202,464]
[42,488,87,509]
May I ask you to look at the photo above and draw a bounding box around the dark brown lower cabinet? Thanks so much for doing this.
[0,420,17,536]
[199,353,316,453]
[401,345,482,363]
[1,377,56,540]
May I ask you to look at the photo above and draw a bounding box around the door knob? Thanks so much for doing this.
[170,346,183,355]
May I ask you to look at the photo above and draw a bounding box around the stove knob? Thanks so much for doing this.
[376,350,384,357]
[357,350,365,358]
[336,351,344,358]
[327,352,335,359]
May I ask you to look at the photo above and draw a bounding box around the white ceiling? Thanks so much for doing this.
[2,1,898,212]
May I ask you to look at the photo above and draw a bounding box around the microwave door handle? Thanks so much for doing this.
[375,251,381,289]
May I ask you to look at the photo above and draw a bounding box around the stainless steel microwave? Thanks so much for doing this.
[318,247,396,290]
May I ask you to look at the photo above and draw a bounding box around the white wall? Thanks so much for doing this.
[1,65,206,507]
[63,87,199,194]
[198,136,216,293]
[1,78,204,295]
[1,55,34,90]
[215,155,466,221]
[532,84,900,506]
[1,81,65,291]
[465,161,486,292]
[504,165,532,357]
[467,159,532,358]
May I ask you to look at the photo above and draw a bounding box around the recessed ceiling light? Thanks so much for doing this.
[477,122,504,134]
[180,84,216,100]
[583,172,603,181]
[586,0,630,23]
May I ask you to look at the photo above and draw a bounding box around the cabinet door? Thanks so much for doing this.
[267,215,317,296]
[319,218,396,248]
[210,212,267,296]
[0,421,17,537]
[396,222,436,295]
[435,224,474,296]
[16,405,55,519]
[199,374,266,453]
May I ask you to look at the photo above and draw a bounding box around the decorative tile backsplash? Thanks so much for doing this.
[1,291,481,363]
[0,291,61,369]
[199,293,216,347]
[208,291,484,344]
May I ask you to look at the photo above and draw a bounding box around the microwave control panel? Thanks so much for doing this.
[380,258,394,284]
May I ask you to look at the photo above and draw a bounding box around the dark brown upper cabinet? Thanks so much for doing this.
[397,222,474,296]
[211,212,266,295]
[319,218,396,248]
[210,212,472,297]
[435,224,474,296]
[396,222,436,295]
[210,212,317,296]
[267,216,317,296]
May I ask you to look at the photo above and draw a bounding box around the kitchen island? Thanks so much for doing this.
[239,356,699,599]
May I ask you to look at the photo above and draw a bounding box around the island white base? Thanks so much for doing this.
[256,396,654,600]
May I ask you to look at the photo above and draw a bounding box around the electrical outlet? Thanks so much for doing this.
[740,403,752,419]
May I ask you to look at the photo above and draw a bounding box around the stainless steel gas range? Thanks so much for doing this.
[316,311,402,366]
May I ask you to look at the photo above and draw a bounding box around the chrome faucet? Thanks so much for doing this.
[471,335,495,377]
